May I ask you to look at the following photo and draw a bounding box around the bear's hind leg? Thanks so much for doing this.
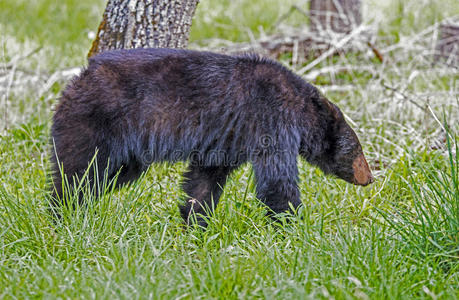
[180,165,234,227]
[49,143,113,217]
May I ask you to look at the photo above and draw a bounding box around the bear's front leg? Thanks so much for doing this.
[180,165,234,227]
[252,154,301,216]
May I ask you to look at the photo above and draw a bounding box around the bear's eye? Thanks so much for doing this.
[335,130,359,159]
[323,131,338,158]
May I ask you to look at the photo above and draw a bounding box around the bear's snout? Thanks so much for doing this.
[352,154,374,186]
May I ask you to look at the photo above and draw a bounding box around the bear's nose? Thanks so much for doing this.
[352,154,374,186]
[368,175,375,184]
[358,175,374,186]
[361,174,375,186]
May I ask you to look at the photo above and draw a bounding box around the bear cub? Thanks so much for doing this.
[51,48,373,226]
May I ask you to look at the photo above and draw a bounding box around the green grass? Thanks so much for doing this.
[190,0,306,43]
[1,0,459,298]
[0,0,105,69]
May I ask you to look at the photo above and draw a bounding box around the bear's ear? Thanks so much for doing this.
[326,99,343,122]
[317,94,343,126]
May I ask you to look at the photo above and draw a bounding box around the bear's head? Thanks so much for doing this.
[300,93,374,186]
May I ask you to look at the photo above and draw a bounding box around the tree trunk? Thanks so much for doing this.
[309,0,361,34]
[88,0,200,57]
[435,23,459,65]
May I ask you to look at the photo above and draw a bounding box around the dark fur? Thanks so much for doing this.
[51,48,369,226]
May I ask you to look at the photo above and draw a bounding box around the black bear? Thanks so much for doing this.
[50,48,373,226]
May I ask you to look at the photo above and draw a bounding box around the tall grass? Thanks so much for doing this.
[0,0,458,298]
[381,132,458,268]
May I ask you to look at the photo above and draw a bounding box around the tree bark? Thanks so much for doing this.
[435,23,459,65]
[309,0,361,34]
[88,0,200,57]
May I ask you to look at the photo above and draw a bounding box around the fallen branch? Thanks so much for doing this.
[382,83,453,138]
[297,25,367,75]
[303,64,376,81]
[0,46,42,70]
[367,42,384,63]
[382,82,424,109]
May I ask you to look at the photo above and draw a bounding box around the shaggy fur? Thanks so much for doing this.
[51,48,373,226]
